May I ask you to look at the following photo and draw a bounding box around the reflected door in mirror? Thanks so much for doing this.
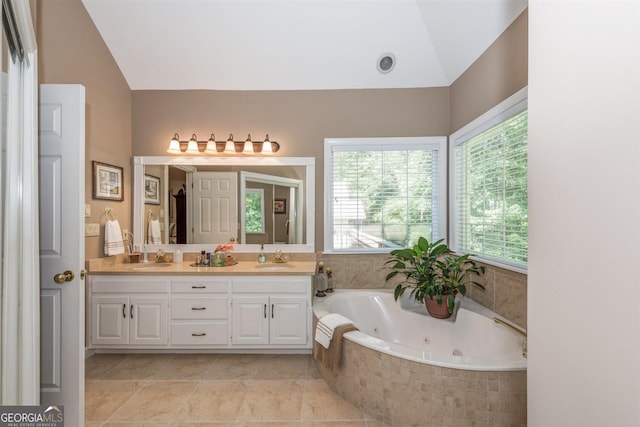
[173,192,187,244]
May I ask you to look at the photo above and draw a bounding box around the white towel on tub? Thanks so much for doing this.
[104,219,124,256]
[315,313,355,349]
[148,219,162,244]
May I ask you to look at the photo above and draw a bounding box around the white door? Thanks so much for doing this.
[91,296,129,345]
[39,85,85,424]
[270,297,308,345]
[231,296,269,345]
[192,172,237,243]
[288,187,296,244]
[129,296,168,345]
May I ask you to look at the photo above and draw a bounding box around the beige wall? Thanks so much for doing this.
[132,88,450,250]
[35,2,527,326]
[449,9,528,133]
[447,9,528,325]
[37,0,132,260]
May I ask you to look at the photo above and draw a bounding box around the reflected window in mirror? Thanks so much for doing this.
[245,189,265,234]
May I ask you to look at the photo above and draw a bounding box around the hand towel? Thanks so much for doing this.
[104,219,125,256]
[148,219,162,244]
[313,323,358,376]
[314,313,355,349]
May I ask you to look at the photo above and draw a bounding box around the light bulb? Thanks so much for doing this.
[186,134,199,153]
[167,133,181,154]
[224,134,235,153]
[205,133,217,153]
[262,134,273,155]
[243,134,254,154]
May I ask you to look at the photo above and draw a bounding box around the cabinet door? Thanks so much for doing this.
[231,296,269,345]
[270,297,308,345]
[91,296,128,345]
[129,296,168,346]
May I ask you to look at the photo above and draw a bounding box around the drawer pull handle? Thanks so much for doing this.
[264,304,267,318]
[192,333,206,337]
[130,304,134,319]
[191,307,206,311]
[122,304,126,318]
[191,285,206,289]
[271,304,274,319]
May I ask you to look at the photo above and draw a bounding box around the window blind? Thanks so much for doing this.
[327,140,443,252]
[454,109,528,268]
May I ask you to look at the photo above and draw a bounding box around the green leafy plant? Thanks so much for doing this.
[384,237,486,314]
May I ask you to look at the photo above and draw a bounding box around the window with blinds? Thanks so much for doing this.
[451,89,528,270]
[324,137,447,252]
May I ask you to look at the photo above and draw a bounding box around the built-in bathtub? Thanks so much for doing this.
[313,290,527,426]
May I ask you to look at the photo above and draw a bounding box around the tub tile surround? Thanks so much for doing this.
[318,253,527,328]
[315,338,526,427]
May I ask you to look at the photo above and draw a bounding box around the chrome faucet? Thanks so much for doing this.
[494,317,527,359]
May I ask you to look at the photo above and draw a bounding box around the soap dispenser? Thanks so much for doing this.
[258,244,267,263]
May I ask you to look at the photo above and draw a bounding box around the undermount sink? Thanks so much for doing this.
[130,263,172,270]
[254,263,294,270]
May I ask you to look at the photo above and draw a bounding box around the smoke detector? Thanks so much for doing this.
[377,53,396,74]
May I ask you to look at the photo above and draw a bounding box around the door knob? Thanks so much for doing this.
[53,270,74,284]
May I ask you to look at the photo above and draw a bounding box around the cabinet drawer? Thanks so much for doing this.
[170,322,228,345]
[171,296,228,320]
[171,279,229,293]
[232,276,311,293]
[91,277,170,293]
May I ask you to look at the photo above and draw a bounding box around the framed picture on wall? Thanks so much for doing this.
[144,174,161,205]
[274,198,287,214]
[92,161,124,201]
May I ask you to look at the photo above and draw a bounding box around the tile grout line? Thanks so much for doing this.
[96,379,146,425]
[168,379,202,424]
[236,378,254,423]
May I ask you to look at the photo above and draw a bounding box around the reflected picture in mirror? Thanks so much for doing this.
[144,174,161,205]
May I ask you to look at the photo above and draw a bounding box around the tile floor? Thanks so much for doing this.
[85,353,388,427]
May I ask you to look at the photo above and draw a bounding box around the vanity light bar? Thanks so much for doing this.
[167,133,280,155]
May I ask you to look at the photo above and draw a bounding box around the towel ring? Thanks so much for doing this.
[105,207,118,221]
[148,210,158,221]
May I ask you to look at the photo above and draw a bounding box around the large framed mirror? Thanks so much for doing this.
[133,156,315,252]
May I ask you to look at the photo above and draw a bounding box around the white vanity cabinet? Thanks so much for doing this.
[90,277,169,347]
[231,276,311,347]
[88,272,312,351]
[169,277,230,346]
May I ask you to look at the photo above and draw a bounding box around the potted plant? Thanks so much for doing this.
[383,237,485,318]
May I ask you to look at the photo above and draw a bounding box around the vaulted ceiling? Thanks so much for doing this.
[82,0,527,91]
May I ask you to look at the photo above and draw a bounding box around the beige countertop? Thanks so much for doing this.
[87,260,317,276]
